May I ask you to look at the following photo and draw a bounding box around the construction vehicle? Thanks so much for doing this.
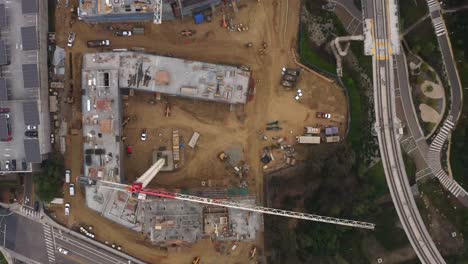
[245,42,253,48]
[164,102,171,117]
[180,29,196,37]
[192,257,200,264]
[218,152,228,161]
[87,40,110,48]
[266,126,282,131]
[250,246,257,259]
[266,120,279,126]
[97,159,375,230]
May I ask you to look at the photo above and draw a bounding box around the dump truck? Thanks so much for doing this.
[218,152,228,161]
[296,135,320,144]
[87,40,110,48]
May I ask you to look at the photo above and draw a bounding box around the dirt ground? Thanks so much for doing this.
[51,0,348,263]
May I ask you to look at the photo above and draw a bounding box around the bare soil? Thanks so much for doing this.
[51,0,348,263]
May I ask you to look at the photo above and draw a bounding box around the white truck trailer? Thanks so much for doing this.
[296,135,320,144]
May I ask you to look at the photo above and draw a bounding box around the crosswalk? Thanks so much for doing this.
[20,206,40,219]
[42,223,56,263]
[427,0,438,9]
[427,119,467,197]
[433,20,446,37]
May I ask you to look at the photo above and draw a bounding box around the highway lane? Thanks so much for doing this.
[370,0,446,263]
[49,226,132,264]
[428,7,463,120]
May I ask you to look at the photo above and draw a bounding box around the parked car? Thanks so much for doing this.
[21,159,27,170]
[50,133,55,144]
[11,159,16,171]
[115,30,132,37]
[25,131,38,137]
[140,129,147,141]
[64,203,70,216]
[67,32,76,47]
[5,160,9,171]
[26,125,37,130]
[69,184,75,196]
[34,201,39,211]
[58,247,68,255]
[316,112,331,119]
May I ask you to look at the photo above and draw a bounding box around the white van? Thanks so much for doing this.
[65,169,71,183]
[69,184,75,196]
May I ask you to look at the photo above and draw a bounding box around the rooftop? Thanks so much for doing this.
[81,52,251,181]
[78,0,221,22]
[0,0,46,172]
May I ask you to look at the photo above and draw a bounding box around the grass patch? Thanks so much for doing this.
[365,161,389,198]
[0,252,6,264]
[423,122,436,134]
[299,29,336,74]
[446,11,468,190]
[405,20,440,68]
[373,206,411,251]
[418,179,468,259]
[403,152,417,185]
[343,75,362,149]
[399,0,428,30]
[48,0,56,32]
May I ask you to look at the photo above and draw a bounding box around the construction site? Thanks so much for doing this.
[52,0,349,263]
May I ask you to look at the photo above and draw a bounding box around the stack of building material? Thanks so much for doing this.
[173,130,180,161]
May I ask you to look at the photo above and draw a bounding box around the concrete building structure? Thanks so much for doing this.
[81,51,251,181]
[0,0,51,173]
[78,0,222,23]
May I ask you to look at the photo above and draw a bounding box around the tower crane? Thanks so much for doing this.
[98,160,375,230]
[153,0,162,24]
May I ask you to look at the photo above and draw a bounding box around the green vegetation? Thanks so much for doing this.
[425,84,433,93]
[299,29,336,74]
[34,155,64,202]
[399,0,428,30]
[48,0,55,32]
[364,161,388,198]
[418,179,468,260]
[373,206,410,250]
[446,11,468,189]
[0,252,6,264]
[403,152,417,185]
[405,20,441,71]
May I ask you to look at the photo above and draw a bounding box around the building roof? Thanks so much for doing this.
[22,101,39,125]
[0,78,8,101]
[21,0,37,14]
[22,64,39,88]
[0,114,8,140]
[20,26,38,51]
[0,40,8,65]
[0,4,6,28]
[24,139,41,162]
[325,126,339,135]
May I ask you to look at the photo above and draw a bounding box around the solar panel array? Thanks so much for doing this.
[21,26,38,51]
[23,101,40,125]
[22,64,39,88]
[0,78,7,101]
[0,4,6,28]
[24,139,41,162]
[21,0,37,15]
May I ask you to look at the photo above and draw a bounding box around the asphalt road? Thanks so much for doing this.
[50,225,131,264]
[0,206,140,264]
[437,34,462,118]
[0,207,49,264]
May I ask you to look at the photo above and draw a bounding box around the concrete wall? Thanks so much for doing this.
[38,0,51,157]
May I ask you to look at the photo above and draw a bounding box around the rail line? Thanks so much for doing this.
[371,1,445,263]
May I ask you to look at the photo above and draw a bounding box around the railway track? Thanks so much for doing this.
[371,1,445,263]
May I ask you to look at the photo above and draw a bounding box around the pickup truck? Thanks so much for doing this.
[87,40,110,48]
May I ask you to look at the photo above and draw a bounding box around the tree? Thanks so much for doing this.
[34,155,64,202]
